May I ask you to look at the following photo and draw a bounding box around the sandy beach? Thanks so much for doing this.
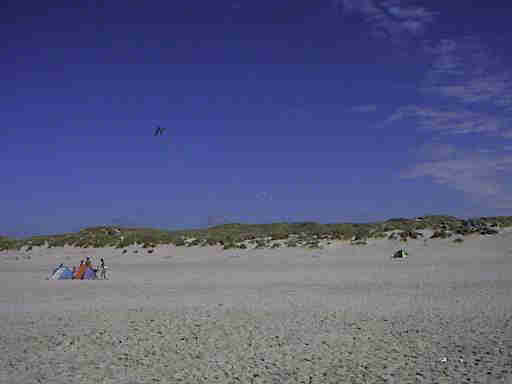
[1,230,512,383]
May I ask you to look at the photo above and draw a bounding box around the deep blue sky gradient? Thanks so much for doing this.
[2,1,512,237]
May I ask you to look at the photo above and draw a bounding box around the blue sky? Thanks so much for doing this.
[2,0,512,237]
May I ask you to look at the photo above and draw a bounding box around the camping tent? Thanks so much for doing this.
[83,267,96,280]
[49,265,73,280]
[52,264,64,276]
[74,263,88,279]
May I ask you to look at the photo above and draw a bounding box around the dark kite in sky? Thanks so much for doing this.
[154,125,167,136]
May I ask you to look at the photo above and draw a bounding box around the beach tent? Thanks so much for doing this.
[49,265,73,280]
[392,249,408,259]
[52,264,64,276]
[83,267,96,280]
[74,263,88,279]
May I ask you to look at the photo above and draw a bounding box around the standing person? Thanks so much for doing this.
[74,260,84,279]
[100,258,107,280]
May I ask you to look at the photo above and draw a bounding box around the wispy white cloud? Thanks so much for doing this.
[334,5,512,206]
[424,38,485,77]
[401,151,512,206]
[391,36,512,206]
[384,36,512,138]
[477,148,497,154]
[385,4,435,20]
[428,75,512,105]
[349,104,378,113]
[423,37,512,109]
[255,191,273,201]
[415,142,457,161]
[334,0,437,41]
[385,105,508,136]
[334,4,512,205]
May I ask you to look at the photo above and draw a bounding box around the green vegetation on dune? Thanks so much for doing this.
[0,235,20,251]
[1,215,510,252]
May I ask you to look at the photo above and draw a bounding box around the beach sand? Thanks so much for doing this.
[1,230,512,383]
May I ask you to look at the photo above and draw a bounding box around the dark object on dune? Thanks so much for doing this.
[394,230,423,241]
[408,231,423,239]
[457,220,500,236]
[431,230,452,239]
[205,238,218,246]
[351,233,367,244]
[454,227,471,236]
[392,249,408,259]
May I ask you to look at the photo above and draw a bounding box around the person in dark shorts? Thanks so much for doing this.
[99,258,107,279]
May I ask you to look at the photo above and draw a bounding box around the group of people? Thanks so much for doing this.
[71,257,107,279]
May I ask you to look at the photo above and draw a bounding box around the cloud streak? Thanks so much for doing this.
[401,151,512,206]
[335,0,437,42]
[393,36,512,206]
[385,37,512,139]
[415,142,457,161]
[333,3,512,206]
[428,74,512,106]
[255,191,273,201]
[423,37,512,110]
[385,105,508,136]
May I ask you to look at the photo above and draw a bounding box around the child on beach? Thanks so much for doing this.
[99,258,107,279]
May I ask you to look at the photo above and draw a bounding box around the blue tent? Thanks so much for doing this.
[83,267,96,280]
[49,265,73,280]
[52,263,64,275]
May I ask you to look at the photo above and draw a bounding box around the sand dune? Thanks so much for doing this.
[1,230,512,383]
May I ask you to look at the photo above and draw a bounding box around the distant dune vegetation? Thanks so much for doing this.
[1,215,511,252]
